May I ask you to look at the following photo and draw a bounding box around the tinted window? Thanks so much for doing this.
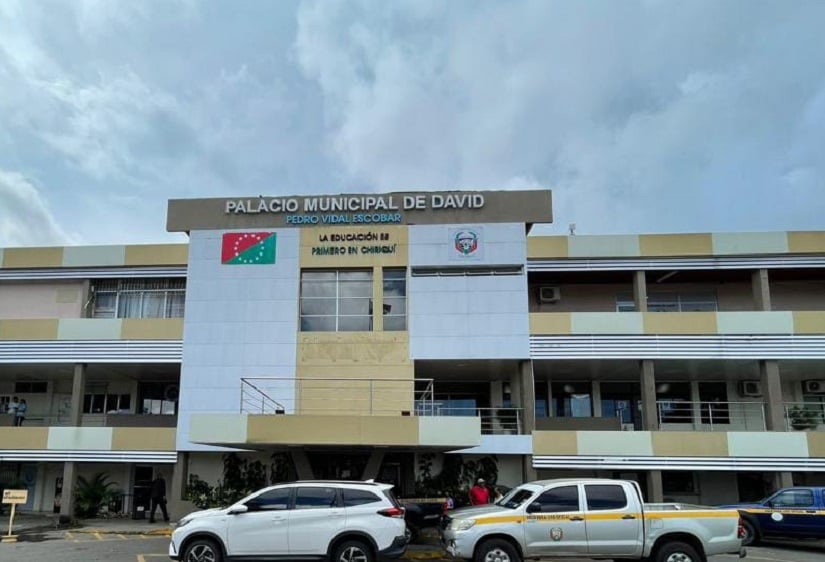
[585,485,628,511]
[343,488,381,507]
[535,486,579,513]
[294,487,338,509]
[247,488,290,511]
[772,489,814,508]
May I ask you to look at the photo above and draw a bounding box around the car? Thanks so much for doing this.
[719,486,825,546]
[441,478,746,562]
[168,480,408,562]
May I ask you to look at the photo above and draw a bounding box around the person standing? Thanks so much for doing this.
[468,478,490,506]
[149,474,170,523]
[14,399,27,426]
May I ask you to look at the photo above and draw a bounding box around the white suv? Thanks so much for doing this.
[169,480,408,562]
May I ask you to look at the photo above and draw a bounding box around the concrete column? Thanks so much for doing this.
[760,360,786,431]
[522,456,538,483]
[59,462,77,519]
[773,472,794,490]
[170,452,189,501]
[519,360,536,434]
[647,470,664,502]
[361,450,386,480]
[751,269,771,311]
[633,271,648,312]
[290,449,314,480]
[546,380,554,417]
[70,364,86,426]
[372,267,383,331]
[490,381,504,408]
[640,360,658,430]
[592,381,602,418]
[690,381,702,428]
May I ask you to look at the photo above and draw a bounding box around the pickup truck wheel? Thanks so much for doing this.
[654,541,701,562]
[741,520,759,546]
[474,538,520,562]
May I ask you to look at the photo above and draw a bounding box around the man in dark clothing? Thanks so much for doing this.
[149,474,170,523]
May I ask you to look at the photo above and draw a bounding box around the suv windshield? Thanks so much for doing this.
[496,486,535,509]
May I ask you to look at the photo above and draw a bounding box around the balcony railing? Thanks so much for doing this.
[1,413,177,428]
[240,377,436,416]
[432,405,523,435]
[785,402,825,431]
[657,400,766,431]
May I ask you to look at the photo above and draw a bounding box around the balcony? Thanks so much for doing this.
[657,400,766,431]
[0,413,177,428]
[785,402,825,431]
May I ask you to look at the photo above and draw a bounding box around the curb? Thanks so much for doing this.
[72,527,173,536]
[404,552,447,560]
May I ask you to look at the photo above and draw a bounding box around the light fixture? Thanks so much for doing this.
[563,384,576,393]
[656,383,671,393]
[503,383,511,394]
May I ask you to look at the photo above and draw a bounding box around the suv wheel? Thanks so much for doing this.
[333,539,374,562]
[474,538,521,562]
[183,537,222,562]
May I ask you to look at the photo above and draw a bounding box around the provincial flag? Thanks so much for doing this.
[221,232,277,265]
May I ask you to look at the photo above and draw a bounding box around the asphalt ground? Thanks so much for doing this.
[2,529,824,562]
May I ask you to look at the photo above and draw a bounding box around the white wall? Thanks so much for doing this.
[178,229,299,450]
[409,223,529,359]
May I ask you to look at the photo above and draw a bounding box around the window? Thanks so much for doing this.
[14,381,47,393]
[91,279,185,319]
[585,485,628,510]
[411,266,522,277]
[300,270,373,331]
[663,472,696,494]
[294,487,338,509]
[770,489,814,508]
[383,268,407,331]
[552,382,593,418]
[83,393,131,414]
[616,292,717,313]
[247,488,291,511]
[138,382,178,415]
[342,488,381,507]
[535,486,580,513]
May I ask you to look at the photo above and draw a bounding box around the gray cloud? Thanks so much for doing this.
[0,0,824,247]
[0,170,75,246]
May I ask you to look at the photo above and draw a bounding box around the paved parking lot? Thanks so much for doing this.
[2,531,823,562]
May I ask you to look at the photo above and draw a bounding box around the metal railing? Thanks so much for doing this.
[2,413,177,428]
[431,405,523,434]
[240,377,436,416]
[656,400,766,431]
[784,402,825,431]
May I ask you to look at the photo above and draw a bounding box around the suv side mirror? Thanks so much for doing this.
[228,504,249,515]
[526,502,542,514]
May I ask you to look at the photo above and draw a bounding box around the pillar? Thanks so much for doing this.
[361,450,386,481]
[290,449,314,480]
[60,364,86,519]
[640,360,658,430]
[633,271,648,312]
[647,470,664,503]
[490,381,504,409]
[523,456,538,483]
[690,381,702,428]
[592,381,602,418]
[772,472,794,490]
[751,269,771,311]
[759,360,785,431]
[170,452,189,501]
[519,360,536,434]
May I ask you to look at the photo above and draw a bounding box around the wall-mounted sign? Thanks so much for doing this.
[2,489,27,504]
[311,231,398,257]
[221,232,277,265]
[448,226,483,261]
[167,190,552,231]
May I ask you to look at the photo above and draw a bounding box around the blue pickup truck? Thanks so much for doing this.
[720,487,825,545]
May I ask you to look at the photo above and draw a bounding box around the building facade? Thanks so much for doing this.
[2,189,825,516]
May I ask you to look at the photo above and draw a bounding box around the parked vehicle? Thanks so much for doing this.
[719,486,825,546]
[169,480,408,562]
[440,478,746,562]
[400,498,447,542]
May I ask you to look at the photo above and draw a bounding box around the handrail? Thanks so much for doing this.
[784,401,825,431]
[656,400,766,431]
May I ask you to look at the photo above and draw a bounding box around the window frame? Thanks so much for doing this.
[91,279,186,319]
[292,486,341,510]
[584,484,629,511]
[382,268,407,331]
[533,485,581,513]
[300,269,374,332]
[770,489,815,508]
[245,486,293,511]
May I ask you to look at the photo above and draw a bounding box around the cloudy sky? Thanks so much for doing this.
[1,0,824,247]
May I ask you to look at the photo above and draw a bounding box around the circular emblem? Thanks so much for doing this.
[771,512,784,522]
[454,230,479,256]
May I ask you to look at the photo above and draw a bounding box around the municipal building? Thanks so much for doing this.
[2,188,825,517]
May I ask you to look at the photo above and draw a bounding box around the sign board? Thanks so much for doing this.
[2,489,28,504]
[167,189,553,232]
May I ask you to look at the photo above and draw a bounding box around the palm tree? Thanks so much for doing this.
[74,472,120,518]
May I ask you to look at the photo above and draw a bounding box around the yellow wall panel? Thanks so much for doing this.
[643,312,718,334]
[111,428,176,451]
[788,232,825,254]
[639,234,713,257]
[124,244,188,266]
[0,319,59,340]
[532,431,578,455]
[121,318,184,340]
[300,226,408,268]
[527,236,568,259]
[529,313,572,334]
[2,247,64,268]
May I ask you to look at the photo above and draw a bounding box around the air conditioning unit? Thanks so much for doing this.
[539,286,561,303]
[803,380,825,394]
[739,380,763,397]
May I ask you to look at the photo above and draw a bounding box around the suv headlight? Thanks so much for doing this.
[176,517,192,529]
[450,519,476,531]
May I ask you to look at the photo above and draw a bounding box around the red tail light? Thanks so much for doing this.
[443,502,448,514]
[378,507,405,519]
[737,518,745,539]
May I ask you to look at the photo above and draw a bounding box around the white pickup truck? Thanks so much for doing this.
[441,478,745,562]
